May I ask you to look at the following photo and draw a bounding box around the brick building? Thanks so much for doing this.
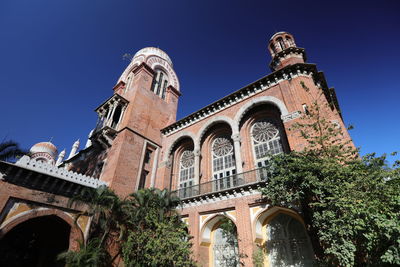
[0,32,352,266]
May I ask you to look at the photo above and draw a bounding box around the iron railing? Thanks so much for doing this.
[173,167,271,199]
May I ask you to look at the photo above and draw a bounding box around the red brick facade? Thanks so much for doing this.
[0,32,353,266]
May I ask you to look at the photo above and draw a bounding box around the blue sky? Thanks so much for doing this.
[0,0,399,163]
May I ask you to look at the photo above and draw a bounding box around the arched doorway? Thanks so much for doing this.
[265,213,314,267]
[0,215,71,267]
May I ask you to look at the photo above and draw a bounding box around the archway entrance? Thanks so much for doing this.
[0,215,71,267]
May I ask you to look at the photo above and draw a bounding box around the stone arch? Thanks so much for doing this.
[200,213,237,246]
[252,206,302,244]
[118,62,139,84]
[0,208,84,251]
[146,59,180,91]
[234,96,289,127]
[197,115,238,143]
[165,131,198,161]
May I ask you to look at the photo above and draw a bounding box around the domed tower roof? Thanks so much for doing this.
[132,47,173,67]
[29,142,58,164]
[118,46,180,92]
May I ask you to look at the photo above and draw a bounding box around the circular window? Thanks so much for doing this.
[212,137,233,157]
[252,120,279,143]
[180,150,194,168]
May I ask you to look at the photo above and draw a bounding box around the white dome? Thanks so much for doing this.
[132,47,173,67]
[30,142,58,160]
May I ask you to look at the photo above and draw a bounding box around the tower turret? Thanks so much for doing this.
[268,32,306,71]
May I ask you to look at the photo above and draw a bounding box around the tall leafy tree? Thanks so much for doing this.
[260,83,400,266]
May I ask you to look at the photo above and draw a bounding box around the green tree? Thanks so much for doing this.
[59,187,196,267]
[260,83,400,266]
[121,188,195,267]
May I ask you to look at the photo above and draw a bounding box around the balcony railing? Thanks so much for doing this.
[173,167,272,200]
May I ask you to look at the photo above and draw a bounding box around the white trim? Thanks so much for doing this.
[196,115,238,143]
[233,96,289,126]
[165,131,198,161]
[15,156,107,188]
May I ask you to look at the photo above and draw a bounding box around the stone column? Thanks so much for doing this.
[194,148,201,185]
[232,133,243,174]
[106,102,117,127]
[150,147,160,187]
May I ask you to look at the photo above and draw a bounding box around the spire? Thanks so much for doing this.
[85,129,94,148]
[56,149,66,166]
[68,139,80,159]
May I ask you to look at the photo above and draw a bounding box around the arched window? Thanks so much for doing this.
[179,150,195,197]
[111,105,122,129]
[151,69,169,99]
[285,36,293,47]
[212,136,236,190]
[251,119,283,168]
[212,222,240,267]
[266,213,314,267]
[276,37,286,50]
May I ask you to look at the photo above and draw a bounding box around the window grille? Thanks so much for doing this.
[266,214,314,266]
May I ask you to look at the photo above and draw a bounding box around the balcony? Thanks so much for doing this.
[173,167,271,200]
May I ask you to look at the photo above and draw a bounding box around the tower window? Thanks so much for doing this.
[151,69,169,99]
[276,37,285,50]
[286,36,294,47]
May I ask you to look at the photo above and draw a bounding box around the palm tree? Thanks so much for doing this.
[60,186,130,267]
[0,140,26,162]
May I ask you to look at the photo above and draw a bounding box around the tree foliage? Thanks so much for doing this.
[0,140,26,162]
[260,82,400,266]
[59,187,195,267]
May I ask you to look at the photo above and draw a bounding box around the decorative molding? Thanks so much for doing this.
[178,186,262,209]
[15,156,107,188]
[281,110,302,123]
[162,63,316,136]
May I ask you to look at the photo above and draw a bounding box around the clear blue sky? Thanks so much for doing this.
[1,0,399,163]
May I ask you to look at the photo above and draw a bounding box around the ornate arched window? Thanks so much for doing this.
[211,136,236,190]
[151,69,169,99]
[266,213,314,267]
[179,150,195,197]
[251,119,283,168]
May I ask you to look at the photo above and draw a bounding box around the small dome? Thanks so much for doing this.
[30,142,58,159]
[132,47,173,67]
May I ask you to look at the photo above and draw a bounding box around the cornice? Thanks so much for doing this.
[161,63,318,136]
[269,47,307,70]
[94,93,129,113]
[132,62,155,75]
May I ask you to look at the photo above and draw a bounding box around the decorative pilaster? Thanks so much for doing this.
[231,133,243,173]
